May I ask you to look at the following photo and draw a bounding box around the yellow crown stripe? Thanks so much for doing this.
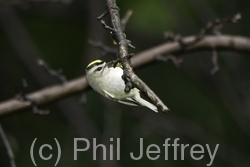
[86,60,103,68]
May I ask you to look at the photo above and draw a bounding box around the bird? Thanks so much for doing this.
[85,59,158,112]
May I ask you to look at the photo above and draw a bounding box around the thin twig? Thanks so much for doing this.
[79,93,87,104]
[0,123,16,167]
[156,55,183,67]
[165,13,242,48]
[121,10,133,31]
[15,79,28,98]
[164,31,182,42]
[99,20,116,32]
[186,13,241,47]
[37,59,67,84]
[210,48,219,75]
[15,79,49,115]
[88,40,117,55]
[105,0,170,113]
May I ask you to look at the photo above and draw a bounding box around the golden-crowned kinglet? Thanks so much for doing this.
[85,60,158,112]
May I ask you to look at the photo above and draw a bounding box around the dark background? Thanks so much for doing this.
[0,0,250,166]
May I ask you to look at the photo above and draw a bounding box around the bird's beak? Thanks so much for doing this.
[101,63,108,73]
[104,62,109,69]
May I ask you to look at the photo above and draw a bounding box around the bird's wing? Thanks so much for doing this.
[103,90,139,106]
[118,98,140,106]
[103,90,116,100]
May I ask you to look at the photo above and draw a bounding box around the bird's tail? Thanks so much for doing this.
[135,95,158,113]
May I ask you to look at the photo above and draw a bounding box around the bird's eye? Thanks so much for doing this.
[96,67,102,71]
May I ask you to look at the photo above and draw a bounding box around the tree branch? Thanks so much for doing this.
[105,0,170,113]
[131,35,250,67]
[0,123,16,167]
[0,35,249,116]
[0,77,88,116]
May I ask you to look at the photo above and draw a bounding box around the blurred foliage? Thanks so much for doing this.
[0,0,250,167]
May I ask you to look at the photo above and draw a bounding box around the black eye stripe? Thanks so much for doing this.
[96,67,102,71]
[86,61,105,71]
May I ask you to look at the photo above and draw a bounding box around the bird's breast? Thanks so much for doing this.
[100,67,136,98]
